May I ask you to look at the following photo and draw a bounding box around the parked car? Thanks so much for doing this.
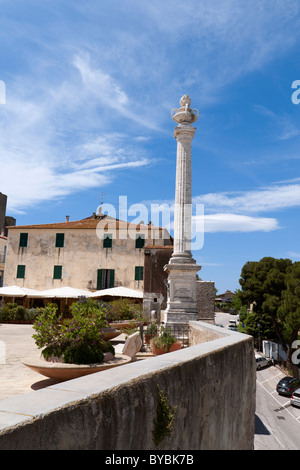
[291,388,300,408]
[276,376,300,396]
[228,320,238,331]
[228,326,238,331]
[255,354,272,370]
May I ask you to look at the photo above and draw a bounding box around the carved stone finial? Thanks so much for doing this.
[180,95,191,107]
[171,95,199,124]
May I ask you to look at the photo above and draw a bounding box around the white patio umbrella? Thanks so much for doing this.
[34,286,93,298]
[0,285,41,297]
[90,286,143,299]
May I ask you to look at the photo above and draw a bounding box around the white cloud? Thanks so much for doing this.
[254,105,300,141]
[194,184,300,215]
[287,252,300,259]
[0,67,151,214]
[199,213,280,233]
[73,54,159,130]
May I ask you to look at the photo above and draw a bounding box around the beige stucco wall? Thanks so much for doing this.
[4,220,171,291]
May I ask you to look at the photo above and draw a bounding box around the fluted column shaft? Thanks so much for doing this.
[172,125,195,262]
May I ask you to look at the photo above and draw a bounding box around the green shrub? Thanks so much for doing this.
[106,298,143,322]
[24,308,41,322]
[0,303,26,322]
[32,299,114,364]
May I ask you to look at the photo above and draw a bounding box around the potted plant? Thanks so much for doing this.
[150,326,181,355]
[144,322,159,344]
[32,299,115,364]
[105,298,145,330]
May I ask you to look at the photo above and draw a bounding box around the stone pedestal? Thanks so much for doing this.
[163,95,200,327]
[164,261,200,326]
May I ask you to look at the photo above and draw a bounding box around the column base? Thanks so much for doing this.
[163,259,201,326]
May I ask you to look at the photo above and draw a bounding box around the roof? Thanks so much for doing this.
[7,214,164,231]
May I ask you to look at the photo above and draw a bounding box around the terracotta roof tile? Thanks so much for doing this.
[7,215,164,231]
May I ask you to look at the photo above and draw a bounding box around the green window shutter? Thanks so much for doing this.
[135,235,145,249]
[103,234,112,248]
[19,233,28,247]
[109,269,115,288]
[135,266,144,281]
[17,265,25,279]
[53,265,62,279]
[55,233,65,248]
[97,269,103,290]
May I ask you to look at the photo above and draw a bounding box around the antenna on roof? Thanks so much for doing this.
[96,192,105,217]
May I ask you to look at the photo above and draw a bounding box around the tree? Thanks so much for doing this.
[237,257,300,374]
[277,262,300,376]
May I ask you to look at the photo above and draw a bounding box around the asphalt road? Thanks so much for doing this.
[215,311,300,450]
[255,365,300,450]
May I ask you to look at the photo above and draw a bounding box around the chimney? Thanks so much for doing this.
[66,215,70,222]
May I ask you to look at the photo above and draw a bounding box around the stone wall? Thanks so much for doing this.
[0,193,7,236]
[196,280,215,324]
[0,322,255,450]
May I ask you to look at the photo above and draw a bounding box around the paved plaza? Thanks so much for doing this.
[0,323,59,400]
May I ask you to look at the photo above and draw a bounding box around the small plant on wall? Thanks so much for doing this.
[152,386,177,447]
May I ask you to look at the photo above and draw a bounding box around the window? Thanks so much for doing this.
[135,266,144,281]
[103,234,112,248]
[17,265,25,279]
[55,233,65,248]
[135,234,145,249]
[53,265,62,280]
[97,269,115,290]
[19,233,28,247]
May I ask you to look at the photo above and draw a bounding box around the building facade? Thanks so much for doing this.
[4,213,172,292]
[0,192,16,237]
[0,235,7,287]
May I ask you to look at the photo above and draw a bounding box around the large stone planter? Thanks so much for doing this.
[23,353,131,382]
[109,320,143,330]
[101,326,121,340]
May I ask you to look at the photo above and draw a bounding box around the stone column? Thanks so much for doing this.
[164,95,201,327]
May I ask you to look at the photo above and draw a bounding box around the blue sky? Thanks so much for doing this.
[1,0,300,294]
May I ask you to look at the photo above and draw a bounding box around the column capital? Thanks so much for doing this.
[174,124,196,140]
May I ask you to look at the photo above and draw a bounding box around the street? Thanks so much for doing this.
[215,311,300,450]
[255,365,300,450]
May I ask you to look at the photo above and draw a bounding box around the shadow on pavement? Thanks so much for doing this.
[255,414,271,435]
